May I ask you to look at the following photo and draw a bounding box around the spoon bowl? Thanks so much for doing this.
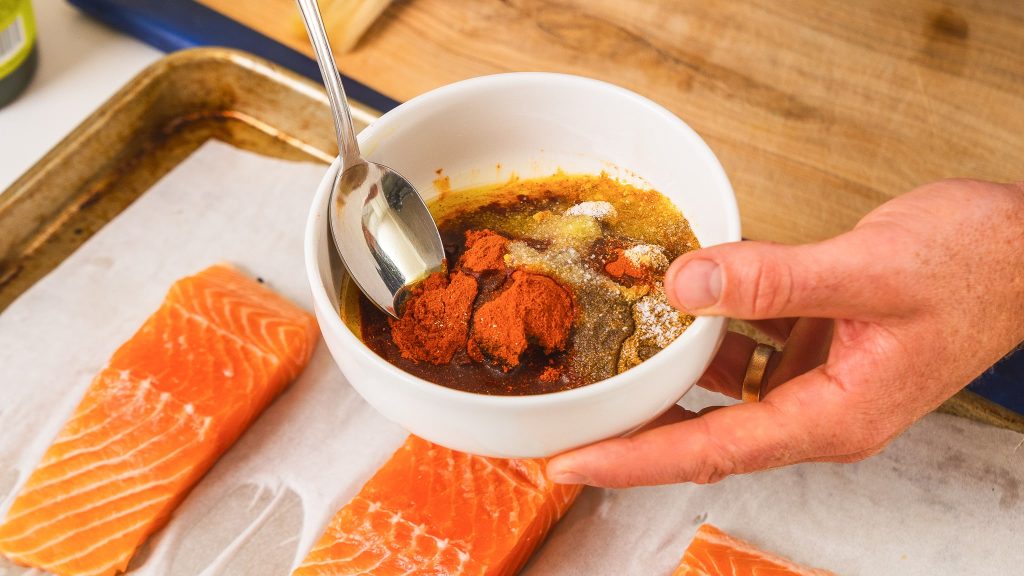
[331,161,445,317]
[297,0,444,317]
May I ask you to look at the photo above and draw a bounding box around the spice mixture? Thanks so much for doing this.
[345,173,700,395]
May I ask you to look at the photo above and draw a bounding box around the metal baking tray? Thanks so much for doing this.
[0,47,1019,440]
[0,47,376,313]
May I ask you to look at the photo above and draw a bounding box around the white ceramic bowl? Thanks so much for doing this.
[305,73,739,458]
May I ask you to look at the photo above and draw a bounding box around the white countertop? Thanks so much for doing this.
[0,1,160,193]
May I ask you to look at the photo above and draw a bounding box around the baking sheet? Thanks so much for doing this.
[0,141,1021,575]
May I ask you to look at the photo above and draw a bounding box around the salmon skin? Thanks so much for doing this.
[673,524,836,576]
[0,264,318,576]
[293,435,581,576]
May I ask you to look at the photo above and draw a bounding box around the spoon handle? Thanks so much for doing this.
[296,0,362,168]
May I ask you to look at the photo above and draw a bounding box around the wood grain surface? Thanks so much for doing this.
[198,0,1024,243]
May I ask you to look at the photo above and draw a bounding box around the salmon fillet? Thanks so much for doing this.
[293,436,581,576]
[0,264,318,576]
[673,524,836,576]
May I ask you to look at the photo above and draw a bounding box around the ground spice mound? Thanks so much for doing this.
[469,270,575,370]
[390,229,573,372]
[389,272,477,364]
[459,229,507,273]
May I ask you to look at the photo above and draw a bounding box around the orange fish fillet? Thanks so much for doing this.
[293,436,581,576]
[0,264,318,576]
[673,524,836,576]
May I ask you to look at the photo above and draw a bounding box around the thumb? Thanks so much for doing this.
[664,236,889,320]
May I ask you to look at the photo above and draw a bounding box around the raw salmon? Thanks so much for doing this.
[292,435,581,576]
[0,264,318,576]
[673,524,835,576]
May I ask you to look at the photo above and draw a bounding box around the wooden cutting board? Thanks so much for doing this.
[197,0,1024,244]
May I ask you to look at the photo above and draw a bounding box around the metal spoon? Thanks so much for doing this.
[296,0,446,318]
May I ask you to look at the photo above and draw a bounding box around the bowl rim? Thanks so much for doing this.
[304,71,740,408]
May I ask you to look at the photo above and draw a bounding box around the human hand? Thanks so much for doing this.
[547,179,1024,487]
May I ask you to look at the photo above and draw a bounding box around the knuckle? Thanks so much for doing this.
[609,471,643,489]
[689,427,738,484]
[689,451,735,484]
[615,463,653,489]
[600,439,647,488]
[744,259,795,318]
[597,437,669,488]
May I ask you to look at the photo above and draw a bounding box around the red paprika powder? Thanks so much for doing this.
[389,272,478,364]
[469,270,574,370]
[389,229,574,373]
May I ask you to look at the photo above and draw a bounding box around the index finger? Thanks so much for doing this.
[546,366,852,487]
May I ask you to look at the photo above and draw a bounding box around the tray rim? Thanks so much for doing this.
[0,46,375,214]
[0,46,376,310]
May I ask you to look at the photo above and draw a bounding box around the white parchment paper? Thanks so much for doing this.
[0,141,1021,576]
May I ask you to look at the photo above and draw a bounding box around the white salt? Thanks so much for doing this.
[623,244,670,271]
[631,287,686,348]
[565,201,617,221]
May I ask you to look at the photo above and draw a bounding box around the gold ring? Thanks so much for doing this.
[741,344,775,403]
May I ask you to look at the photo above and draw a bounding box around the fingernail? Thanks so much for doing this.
[550,471,588,485]
[669,259,721,311]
